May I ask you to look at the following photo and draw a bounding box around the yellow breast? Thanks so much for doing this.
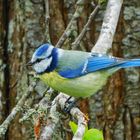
[39,71,110,98]
[40,71,66,85]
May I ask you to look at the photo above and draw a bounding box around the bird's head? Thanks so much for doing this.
[29,43,58,74]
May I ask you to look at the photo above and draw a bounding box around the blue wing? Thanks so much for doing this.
[58,53,124,78]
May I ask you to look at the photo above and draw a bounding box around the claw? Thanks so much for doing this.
[63,97,78,113]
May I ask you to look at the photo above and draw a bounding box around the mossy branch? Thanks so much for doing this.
[0,81,37,137]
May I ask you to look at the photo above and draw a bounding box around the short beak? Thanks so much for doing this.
[26,61,33,66]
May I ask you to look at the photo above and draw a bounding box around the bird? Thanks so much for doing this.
[29,43,140,98]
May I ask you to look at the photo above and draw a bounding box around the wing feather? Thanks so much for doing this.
[58,54,123,78]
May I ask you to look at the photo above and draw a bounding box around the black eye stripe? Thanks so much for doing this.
[35,54,52,63]
[48,54,51,58]
[36,58,44,63]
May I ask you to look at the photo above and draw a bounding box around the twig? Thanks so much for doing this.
[72,5,100,50]
[44,0,50,21]
[44,0,51,42]
[39,93,88,140]
[92,0,123,54]
[57,94,88,140]
[0,81,37,137]
[55,0,85,48]
[39,94,63,140]
[71,107,88,140]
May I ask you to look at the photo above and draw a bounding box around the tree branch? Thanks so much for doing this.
[72,4,100,50]
[55,0,85,48]
[39,94,61,140]
[92,0,123,54]
[44,0,51,42]
[0,81,37,137]
[71,107,88,140]
[39,93,88,140]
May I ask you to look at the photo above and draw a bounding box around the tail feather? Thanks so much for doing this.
[118,59,140,68]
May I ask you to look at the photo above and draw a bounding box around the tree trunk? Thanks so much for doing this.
[1,0,140,139]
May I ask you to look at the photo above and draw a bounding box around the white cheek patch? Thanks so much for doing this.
[33,57,53,73]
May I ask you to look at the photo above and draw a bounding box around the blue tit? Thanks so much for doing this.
[29,43,140,98]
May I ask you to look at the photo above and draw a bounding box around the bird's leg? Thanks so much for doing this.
[63,97,78,113]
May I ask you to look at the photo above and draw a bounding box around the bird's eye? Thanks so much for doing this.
[36,58,43,63]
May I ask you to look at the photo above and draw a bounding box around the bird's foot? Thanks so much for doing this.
[63,97,77,113]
